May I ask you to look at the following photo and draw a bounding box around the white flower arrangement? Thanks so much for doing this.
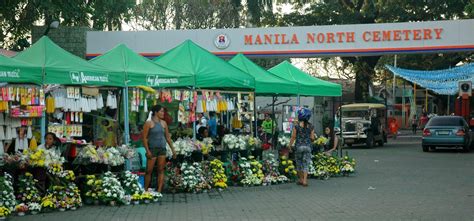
[120,171,143,196]
[180,162,200,192]
[173,138,194,157]
[146,188,163,202]
[224,135,248,151]
[100,172,125,204]
[0,173,16,211]
[76,145,101,164]
[117,145,136,159]
[27,202,41,212]
[223,134,238,150]
[278,136,290,147]
[43,149,65,167]
[277,175,289,183]
[105,147,125,166]
[238,158,262,186]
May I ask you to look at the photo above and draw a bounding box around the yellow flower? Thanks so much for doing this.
[284,168,289,173]
[292,171,297,175]
[281,161,287,165]
[288,165,295,170]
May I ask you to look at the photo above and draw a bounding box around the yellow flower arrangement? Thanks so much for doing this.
[0,206,11,217]
[141,192,153,200]
[132,193,142,201]
[41,194,57,209]
[210,159,227,189]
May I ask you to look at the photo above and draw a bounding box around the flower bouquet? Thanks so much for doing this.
[40,194,57,212]
[339,154,356,176]
[146,189,163,203]
[278,136,290,149]
[28,202,41,215]
[44,149,65,168]
[238,157,262,186]
[105,147,125,167]
[47,163,64,178]
[210,159,227,190]
[279,155,297,181]
[140,191,153,204]
[23,148,46,167]
[131,193,141,205]
[262,153,280,185]
[99,172,125,206]
[0,173,16,212]
[247,137,262,151]
[75,145,101,164]
[313,153,332,179]
[0,206,11,219]
[201,138,214,155]
[117,145,136,159]
[173,138,194,157]
[314,136,328,152]
[180,162,201,193]
[166,163,183,193]
[16,173,41,204]
[236,135,248,151]
[249,156,264,185]
[120,171,143,195]
[84,175,101,204]
[223,134,238,151]
[15,203,28,216]
[3,153,27,169]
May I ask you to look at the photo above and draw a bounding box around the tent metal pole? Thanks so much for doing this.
[339,96,343,157]
[254,92,257,137]
[272,96,276,149]
[123,87,130,144]
[193,87,197,140]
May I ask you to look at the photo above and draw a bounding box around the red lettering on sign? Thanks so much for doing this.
[382,30,391,41]
[255,35,262,45]
[402,30,411,40]
[264,34,272,44]
[362,31,371,42]
[317,33,325,43]
[326,32,335,43]
[346,32,355,42]
[434,28,443,39]
[372,31,380,42]
[413,29,422,40]
[291,34,299,44]
[244,35,253,45]
[274,34,280,44]
[336,32,344,43]
[307,33,315,44]
[281,34,289,44]
[393,30,402,41]
[423,29,432,40]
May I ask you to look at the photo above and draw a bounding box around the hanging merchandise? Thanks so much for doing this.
[27,126,32,139]
[0,125,4,140]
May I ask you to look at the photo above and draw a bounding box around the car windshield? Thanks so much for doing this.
[342,110,368,118]
[427,117,465,127]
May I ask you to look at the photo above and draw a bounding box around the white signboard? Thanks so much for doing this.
[87,19,474,58]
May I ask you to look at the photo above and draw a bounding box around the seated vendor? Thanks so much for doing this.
[4,126,29,154]
[38,132,61,156]
[197,127,209,141]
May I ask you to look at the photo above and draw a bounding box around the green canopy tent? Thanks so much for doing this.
[14,36,124,87]
[0,55,42,84]
[14,36,125,145]
[90,44,195,143]
[229,53,300,136]
[229,54,298,96]
[90,44,194,87]
[268,61,342,97]
[153,40,255,90]
[154,40,256,138]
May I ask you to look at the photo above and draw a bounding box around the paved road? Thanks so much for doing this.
[12,137,474,221]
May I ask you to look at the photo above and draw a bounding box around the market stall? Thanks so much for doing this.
[0,55,44,161]
[153,40,256,141]
[14,36,131,172]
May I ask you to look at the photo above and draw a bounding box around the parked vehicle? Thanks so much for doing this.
[422,116,472,152]
[340,103,387,148]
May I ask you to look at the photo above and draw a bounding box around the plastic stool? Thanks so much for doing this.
[136,147,147,170]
